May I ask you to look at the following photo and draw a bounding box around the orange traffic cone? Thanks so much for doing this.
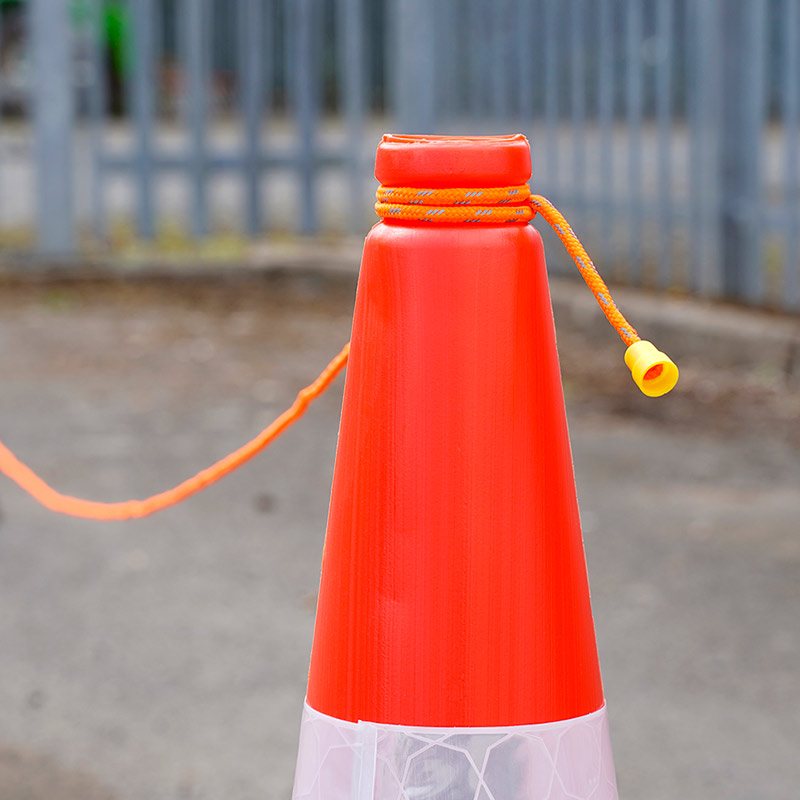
[292,135,619,800]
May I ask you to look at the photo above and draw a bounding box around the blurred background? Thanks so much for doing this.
[0,1,798,799]
[0,0,796,305]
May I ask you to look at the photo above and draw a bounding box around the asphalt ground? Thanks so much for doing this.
[0,273,798,800]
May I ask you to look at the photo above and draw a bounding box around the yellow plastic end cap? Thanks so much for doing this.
[624,340,679,397]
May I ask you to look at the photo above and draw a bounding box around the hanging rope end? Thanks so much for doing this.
[624,340,679,397]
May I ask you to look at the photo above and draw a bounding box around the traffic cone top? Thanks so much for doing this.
[375,133,532,187]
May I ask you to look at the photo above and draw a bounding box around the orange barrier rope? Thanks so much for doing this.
[0,343,350,520]
[375,185,639,346]
[0,185,676,521]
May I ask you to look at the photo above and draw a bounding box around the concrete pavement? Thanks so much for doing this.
[0,273,797,799]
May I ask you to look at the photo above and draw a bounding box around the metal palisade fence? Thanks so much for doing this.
[0,0,798,311]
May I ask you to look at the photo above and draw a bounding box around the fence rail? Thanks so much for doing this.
[0,0,798,311]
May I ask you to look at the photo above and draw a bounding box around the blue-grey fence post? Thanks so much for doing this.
[294,0,318,234]
[597,0,614,266]
[185,0,210,238]
[781,0,799,310]
[466,0,489,118]
[515,0,533,123]
[489,0,510,120]
[688,0,722,297]
[88,0,108,241]
[30,0,75,255]
[389,0,435,134]
[131,0,157,239]
[543,0,560,197]
[0,7,4,228]
[239,0,264,237]
[338,0,366,233]
[625,0,643,284]
[718,0,767,303]
[655,0,674,288]
[570,0,586,223]
[433,0,457,121]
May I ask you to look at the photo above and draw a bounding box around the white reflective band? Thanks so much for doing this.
[292,701,618,800]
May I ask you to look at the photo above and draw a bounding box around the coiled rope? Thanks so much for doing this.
[0,187,664,520]
[375,184,639,346]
